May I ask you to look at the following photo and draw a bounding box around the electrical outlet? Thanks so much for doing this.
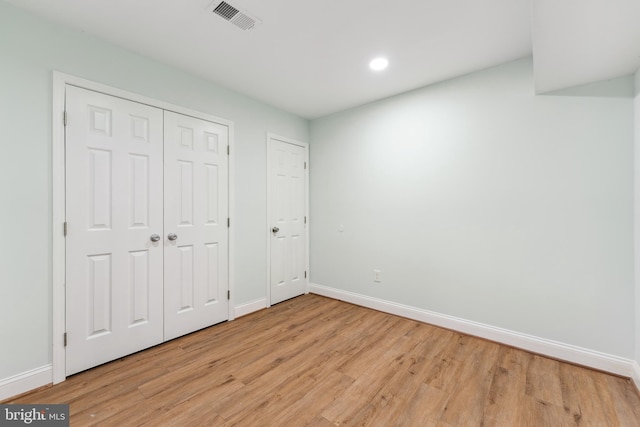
[373,269,381,283]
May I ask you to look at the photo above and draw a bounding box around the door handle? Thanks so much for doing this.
[167,233,178,241]
[150,234,161,242]
[272,227,280,234]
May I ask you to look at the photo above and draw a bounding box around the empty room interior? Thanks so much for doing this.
[1,0,640,425]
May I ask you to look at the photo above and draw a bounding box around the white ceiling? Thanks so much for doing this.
[4,0,640,119]
[532,0,640,94]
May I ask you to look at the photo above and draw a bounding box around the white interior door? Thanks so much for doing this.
[163,111,229,340]
[65,86,164,375]
[268,136,308,305]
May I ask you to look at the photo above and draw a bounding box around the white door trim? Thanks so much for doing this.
[52,71,235,384]
[265,133,310,307]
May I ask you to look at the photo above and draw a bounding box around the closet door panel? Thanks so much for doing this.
[65,86,164,375]
[163,111,229,340]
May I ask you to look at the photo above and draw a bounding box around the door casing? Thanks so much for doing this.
[52,72,236,384]
[266,133,310,307]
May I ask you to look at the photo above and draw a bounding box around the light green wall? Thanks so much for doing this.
[310,58,635,357]
[0,1,308,379]
[635,68,640,366]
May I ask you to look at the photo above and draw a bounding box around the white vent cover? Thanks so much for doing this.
[211,0,262,31]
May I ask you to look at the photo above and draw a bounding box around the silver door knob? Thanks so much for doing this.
[272,227,280,234]
[150,234,160,242]
[167,233,178,241]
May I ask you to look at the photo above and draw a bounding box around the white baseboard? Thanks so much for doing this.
[310,283,637,379]
[0,365,52,402]
[234,298,267,318]
[631,361,640,391]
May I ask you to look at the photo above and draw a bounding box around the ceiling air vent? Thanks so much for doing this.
[211,1,262,31]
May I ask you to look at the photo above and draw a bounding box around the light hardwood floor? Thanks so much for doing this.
[7,294,640,426]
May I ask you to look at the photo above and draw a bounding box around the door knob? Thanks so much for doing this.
[272,227,280,234]
[167,233,178,241]
[150,234,161,242]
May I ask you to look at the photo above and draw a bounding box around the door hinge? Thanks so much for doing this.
[304,161,307,169]
[304,271,307,279]
[227,217,230,228]
[227,290,230,300]
[63,333,68,347]
[63,111,67,127]
[227,145,230,155]
[304,216,307,224]
[63,222,68,236]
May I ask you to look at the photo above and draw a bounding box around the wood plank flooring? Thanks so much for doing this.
[7,294,640,426]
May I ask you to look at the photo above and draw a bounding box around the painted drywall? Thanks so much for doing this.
[635,68,640,366]
[0,1,308,380]
[310,58,634,357]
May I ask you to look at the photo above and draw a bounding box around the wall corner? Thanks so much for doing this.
[634,67,640,367]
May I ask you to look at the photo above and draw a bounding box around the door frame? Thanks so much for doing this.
[265,133,310,307]
[52,71,236,384]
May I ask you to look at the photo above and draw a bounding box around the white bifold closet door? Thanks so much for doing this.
[163,111,229,341]
[65,86,165,375]
[65,86,228,376]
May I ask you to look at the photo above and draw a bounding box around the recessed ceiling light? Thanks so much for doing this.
[369,57,389,71]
